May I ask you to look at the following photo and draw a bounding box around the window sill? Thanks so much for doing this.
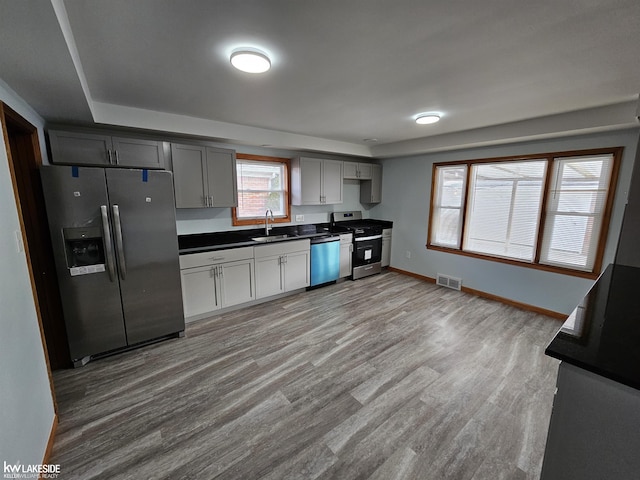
[232,215,292,227]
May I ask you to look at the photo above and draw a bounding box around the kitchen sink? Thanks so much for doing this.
[251,234,291,243]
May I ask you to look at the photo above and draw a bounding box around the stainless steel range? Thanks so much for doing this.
[331,211,383,279]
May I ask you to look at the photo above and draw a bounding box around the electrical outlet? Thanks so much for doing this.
[295,214,304,222]
[406,250,411,258]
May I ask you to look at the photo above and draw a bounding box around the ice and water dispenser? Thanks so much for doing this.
[62,226,106,276]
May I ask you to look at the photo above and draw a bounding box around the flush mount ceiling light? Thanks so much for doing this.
[230,48,271,73]
[415,113,441,125]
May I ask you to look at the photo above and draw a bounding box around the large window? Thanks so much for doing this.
[428,148,621,277]
[232,154,291,226]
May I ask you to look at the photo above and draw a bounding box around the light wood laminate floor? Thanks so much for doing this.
[51,271,561,479]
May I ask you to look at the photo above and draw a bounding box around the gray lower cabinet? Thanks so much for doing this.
[381,228,392,267]
[171,143,237,208]
[339,233,353,278]
[254,239,310,299]
[179,247,254,320]
[48,129,166,169]
[541,362,640,480]
[360,164,382,204]
[291,157,343,205]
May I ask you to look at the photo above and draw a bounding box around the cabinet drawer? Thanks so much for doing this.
[180,246,254,269]
[254,239,310,258]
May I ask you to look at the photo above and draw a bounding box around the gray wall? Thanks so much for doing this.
[371,128,640,315]
[0,79,55,466]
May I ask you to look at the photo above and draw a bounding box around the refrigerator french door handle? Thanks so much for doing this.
[100,205,116,282]
[112,204,127,280]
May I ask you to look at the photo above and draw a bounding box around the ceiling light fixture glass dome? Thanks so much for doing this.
[415,113,441,125]
[230,48,271,73]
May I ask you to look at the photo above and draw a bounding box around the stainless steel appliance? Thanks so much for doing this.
[40,165,185,367]
[310,235,340,287]
[331,211,383,279]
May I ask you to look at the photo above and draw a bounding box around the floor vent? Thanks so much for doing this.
[436,273,462,291]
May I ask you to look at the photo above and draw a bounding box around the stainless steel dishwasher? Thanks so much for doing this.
[310,235,341,287]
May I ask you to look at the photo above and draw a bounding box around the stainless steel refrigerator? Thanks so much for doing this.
[41,165,185,367]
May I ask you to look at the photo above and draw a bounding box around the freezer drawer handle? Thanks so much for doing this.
[100,205,116,282]
[112,205,127,280]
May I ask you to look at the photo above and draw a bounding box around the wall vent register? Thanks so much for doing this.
[436,273,462,290]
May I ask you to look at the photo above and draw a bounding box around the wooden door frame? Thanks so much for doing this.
[0,102,59,410]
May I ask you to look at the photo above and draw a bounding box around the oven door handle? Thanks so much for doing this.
[354,234,382,241]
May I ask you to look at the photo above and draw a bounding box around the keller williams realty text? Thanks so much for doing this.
[3,461,60,478]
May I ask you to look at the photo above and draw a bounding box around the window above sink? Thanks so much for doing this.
[232,154,291,226]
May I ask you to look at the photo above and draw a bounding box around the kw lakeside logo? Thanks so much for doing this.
[3,461,60,479]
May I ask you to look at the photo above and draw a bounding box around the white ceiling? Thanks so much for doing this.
[1,0,639,158]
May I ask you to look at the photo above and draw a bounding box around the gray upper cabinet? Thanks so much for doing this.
[291,157,343,205]
[48,130,166,169]
[360,164,382,204]
[343,161,372,180]
[171,143,237,208]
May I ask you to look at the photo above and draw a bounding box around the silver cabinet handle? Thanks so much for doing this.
[204,195,209,207]
[114,150,120,165]
[100,205,116,282]
[112,204,127,280]
[107,150,113,165]
[218,265,223,278]
[209,195,214,207]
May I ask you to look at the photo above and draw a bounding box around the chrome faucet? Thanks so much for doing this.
[265,209,274,235]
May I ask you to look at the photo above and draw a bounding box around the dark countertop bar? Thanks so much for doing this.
[545,263,640,391]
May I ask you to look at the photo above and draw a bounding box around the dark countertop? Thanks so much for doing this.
[178,219,393,254]
[545,263,640,390]
[178,224,331,253]
[359,218,394,229]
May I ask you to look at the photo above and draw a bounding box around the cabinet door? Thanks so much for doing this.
[297,157,323,205]
[360,164,382,204]
[357,162,373,180]
[370,164,382,203]
[381,232,391,267]
[171,144,207,208]
[284,250,310,291]
[340,242,353,278]
[48,130,112,166]
[322,159,343,204]
[255,255,284,299]
[112,137,166,169]
[180,266,218,318]
[219,259,254,307]
[205,147,238,207]
[343,161,359,180]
